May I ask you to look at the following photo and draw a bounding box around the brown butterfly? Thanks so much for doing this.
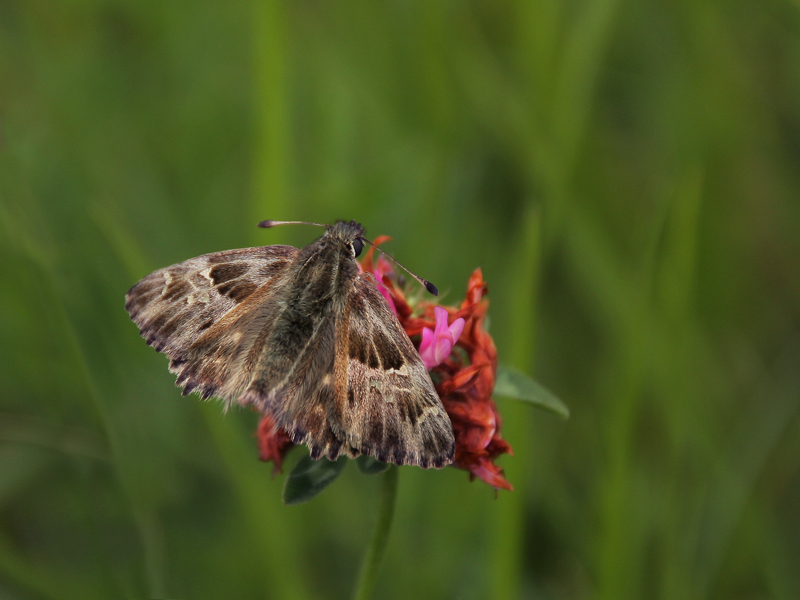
[125,220,455,468]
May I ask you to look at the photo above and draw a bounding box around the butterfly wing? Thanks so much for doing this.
[334,275,455,468]
[125,245,297,401]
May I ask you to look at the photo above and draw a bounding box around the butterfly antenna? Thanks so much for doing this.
[258,220,327,229]
[362,238,439,296]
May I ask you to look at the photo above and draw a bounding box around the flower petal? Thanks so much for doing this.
[376,280,398,316]
[375,255,394,281]
[257,415,294,475]
[433,306,449,336]
[419,326,436,369]
[469,461,513,491]
[448,317,465,345]
[433,335,453,365]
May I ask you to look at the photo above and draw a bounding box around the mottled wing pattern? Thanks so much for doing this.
[333,276,455,468]
[125,245,297,401]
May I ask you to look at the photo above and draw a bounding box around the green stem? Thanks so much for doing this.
[353,465,399,600]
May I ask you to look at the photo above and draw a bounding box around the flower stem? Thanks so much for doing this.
[353,465,399,600]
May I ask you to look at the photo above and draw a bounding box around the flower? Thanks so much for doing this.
[257,238,514,491]
[418,306,465,370]
[358,236,398,316]
[433,270,513,491]
[360,240,513,491]
[257,414,294,474]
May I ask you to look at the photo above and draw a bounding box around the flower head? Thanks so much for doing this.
[419,307,465,370]
[257,414,294,474]
[256,238,513,491]
[360,243,513,491]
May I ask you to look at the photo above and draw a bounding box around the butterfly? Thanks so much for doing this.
[125,220,455,468]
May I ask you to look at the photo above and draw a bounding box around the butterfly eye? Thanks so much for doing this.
[351,238,364,258]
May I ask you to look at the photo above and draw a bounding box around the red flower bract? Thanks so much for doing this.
[257,414,294,475]
[257,239,513,490]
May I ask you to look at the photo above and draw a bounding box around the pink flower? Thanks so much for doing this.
[358,238,398,316]
[418,306,465,370]
[374,254,393,282]
[373,255,397,316]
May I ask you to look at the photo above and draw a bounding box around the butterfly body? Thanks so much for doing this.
[126,220,455,468]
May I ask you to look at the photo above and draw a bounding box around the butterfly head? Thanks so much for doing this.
[258,218,366,259]
[258,218,437,294]
[327,220,366,259]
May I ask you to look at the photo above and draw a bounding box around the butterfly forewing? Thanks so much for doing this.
[125,245,297,400]
[336,277,454,468]
[126,221,455,469]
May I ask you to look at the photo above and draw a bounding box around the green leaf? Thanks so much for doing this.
[282,455,347,505]
[356,455,390,475]
[494,365,570,419]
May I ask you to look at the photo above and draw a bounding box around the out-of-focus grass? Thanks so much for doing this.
[2,1,800,599]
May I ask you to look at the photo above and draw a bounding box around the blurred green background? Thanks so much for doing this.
[2,1,800,599]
